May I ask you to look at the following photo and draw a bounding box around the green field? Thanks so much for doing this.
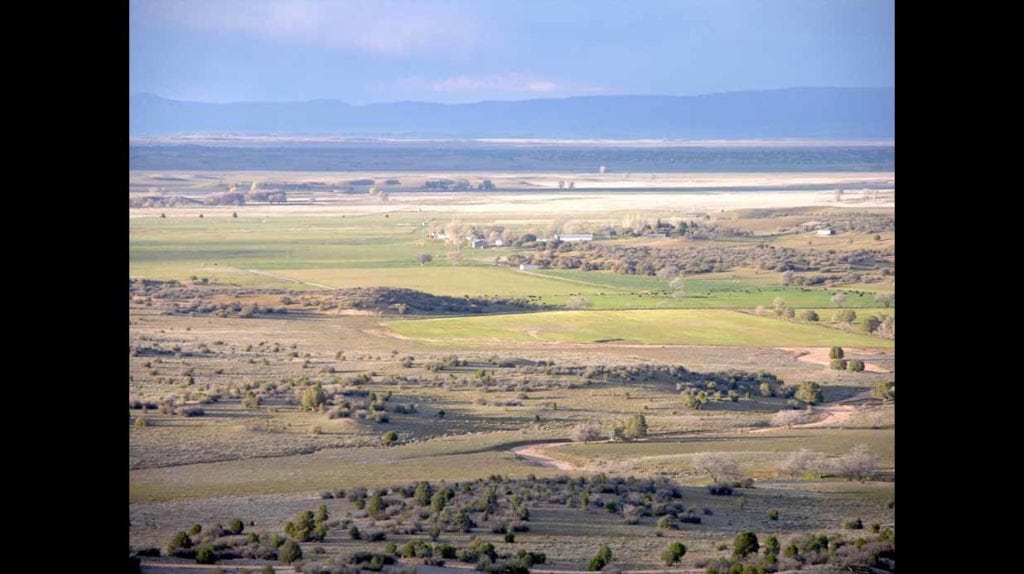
[387,309,894,347]
[131,215,894,309]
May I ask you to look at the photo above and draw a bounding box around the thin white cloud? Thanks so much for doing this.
[131,0,482,57]
[423,73,603,95]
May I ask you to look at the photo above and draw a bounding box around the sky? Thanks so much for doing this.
[129,0,894,104]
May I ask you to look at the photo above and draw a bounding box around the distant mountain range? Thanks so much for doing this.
[129,87,893,140]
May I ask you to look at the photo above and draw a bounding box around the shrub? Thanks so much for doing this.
[414,481,433,506]
[844,517,864,529]
[228,518,244,534]
[300,386,326,411]
[707,483,734,496]
[383,431,399,446]
[571,421,604,442]
[368,492,386,519]
[829,346,845,359]
[168,531,192,552]
[830,358,848,370]
[768,510,779,521]
[873,382,895,401]
[661,542,687,565]
[733,532,759,558]
[847,359,865,372]
[799,310,819,322]
[795,381,824,404]
[350,525,362,540]
[505,532,516,543]
[278,540,302,563]
[588,545,613,571]
[195,544,216,564]
[834,309,857,323]
[770,407,814,428]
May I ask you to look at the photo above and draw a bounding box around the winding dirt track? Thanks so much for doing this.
[512,442,580,471]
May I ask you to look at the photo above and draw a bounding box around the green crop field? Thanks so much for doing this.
[386,309,895,347]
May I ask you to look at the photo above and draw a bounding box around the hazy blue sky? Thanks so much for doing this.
[130,0,894,104]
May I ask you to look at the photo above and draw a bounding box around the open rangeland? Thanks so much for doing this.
[130,172,894,573]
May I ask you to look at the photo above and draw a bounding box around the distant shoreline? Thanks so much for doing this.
[130,135,894,148]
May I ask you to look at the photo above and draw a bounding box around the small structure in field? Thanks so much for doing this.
[555,233,594,243]
[816,228,834,237]
[519,264,540,271]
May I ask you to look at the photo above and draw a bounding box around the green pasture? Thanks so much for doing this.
[386,309,894,347]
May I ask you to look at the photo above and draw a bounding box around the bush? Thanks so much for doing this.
[278,540,302,563]
[383,431,399,446]
[733,532,759,558]
[843,517,864,529]
[571,421,604,442]
[195,544,216,564]
[661,542,686,566]
[588,545,613,571]
[830,358,848,370]
[829,346,845,359]
[768,510,779,521]
[795,381,824,404]
[168,531,192,552]
[707,483,734,496]
[228,518,244,534]
[847,359,865,372]
[799,310,819,322]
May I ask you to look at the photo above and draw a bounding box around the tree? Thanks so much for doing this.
[772,297,787,316]
[774,449,825,478]
[623,413,648,440]
[692,452,741,483]
[588,545,613,570]
[278,540,302,563]
[795,382,824,405]
[830,358,848,370]
[874,292,893,308]
[847,359,865,372]
[316,504,329,524]
[368,492,386,519]
[831,444,877,481]
[733,532,759,558]
[661,542,687,565]
[383,431,399,445]
[414,481,433,506]
[431,490,447,512]
[415,253,433,265]
[300,385,325,411]
[831,292,848,307]
[780,270,794,285]
[764,536,780,557]
[571,421,604,442]
[829,346,845,359]
[862,315,881,334]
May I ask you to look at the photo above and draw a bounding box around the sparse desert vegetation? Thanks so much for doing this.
[130,170,894,573]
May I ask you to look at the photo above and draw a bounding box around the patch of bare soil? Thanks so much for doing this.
[512,443,580,472]
[780,346,890,373]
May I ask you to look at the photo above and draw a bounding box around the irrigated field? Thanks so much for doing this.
[387,309,894,347]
